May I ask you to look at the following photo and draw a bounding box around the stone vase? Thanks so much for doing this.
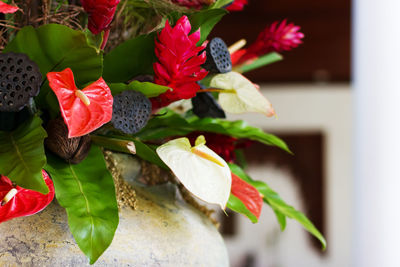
[0,154,229,266]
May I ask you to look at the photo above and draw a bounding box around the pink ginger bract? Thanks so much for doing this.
[152,16,208,109]
[226,0,248,11]
[232,19,304,65]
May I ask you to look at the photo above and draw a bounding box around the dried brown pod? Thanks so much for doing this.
[45,118,91,164]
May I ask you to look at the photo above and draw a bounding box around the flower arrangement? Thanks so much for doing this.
[0,0,325,264]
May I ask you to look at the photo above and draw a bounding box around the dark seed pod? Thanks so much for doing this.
[130,75,154,83]
[192,87,226,119]
[45,118,91,164]
[112,90,152,135]
[202,37,232,74]
[0,52,41,112]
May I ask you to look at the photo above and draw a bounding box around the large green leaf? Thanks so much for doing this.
[0,116,47,193]
[4,24,103,105]
[109,81,169,98]
[45,145,119,264]
[229,163,327,249]
[103,33,157,83]
[227,194,258,223]
[137,109,291,153]
[189,9,228,45]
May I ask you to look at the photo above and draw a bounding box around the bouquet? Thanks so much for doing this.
[0,0,325,264]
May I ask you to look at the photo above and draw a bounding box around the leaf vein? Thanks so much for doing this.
[69,165,94,250]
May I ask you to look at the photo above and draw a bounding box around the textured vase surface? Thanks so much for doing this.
[0,154,229,266]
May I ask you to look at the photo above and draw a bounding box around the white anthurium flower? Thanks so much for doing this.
[156,135,231,209]
[210,71,275,116]
[166,99,193,114]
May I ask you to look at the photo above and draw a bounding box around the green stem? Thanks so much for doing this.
[199,88,236,94]
[90,135,136,154]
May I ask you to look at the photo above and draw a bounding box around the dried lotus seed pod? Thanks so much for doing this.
[112,90,152,135]
[0,52,41,112]
[202,37,232,74]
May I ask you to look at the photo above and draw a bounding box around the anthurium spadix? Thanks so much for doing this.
[156,136,231,209]
[210,71,275,116]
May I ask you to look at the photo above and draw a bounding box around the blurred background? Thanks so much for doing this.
[210,0,352,266]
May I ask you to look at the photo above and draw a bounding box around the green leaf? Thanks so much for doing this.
[234,149,248,169]
[137,109,291,153]
[227,194,258,223]
[210,0,234,9]
[45,145,119,264]
[91,134,167,169]
[103,33,157,83]
[0,116,48,193]
[229,163,326,249]
[189,9,228,45]
[85,29,104,54]
[4,24,103,105]
[109,81,169,98]
[237,52,283,73]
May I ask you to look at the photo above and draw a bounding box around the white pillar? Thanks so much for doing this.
[353,0,400,266]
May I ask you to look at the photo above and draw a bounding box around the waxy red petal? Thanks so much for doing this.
[0,1,19,14]
[0,170,55,224]
[231,173,263,219]
[47,68,113,138]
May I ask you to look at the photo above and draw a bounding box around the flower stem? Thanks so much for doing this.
[199,88,236,94]
[91,135,136,154]
[100,28,110,51]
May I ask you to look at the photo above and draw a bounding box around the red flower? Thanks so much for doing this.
[81,0,120,35]
[0,1,19,13]
[172,0,213,9]
[231,173,263,219]
[232,20,304,65]
[47,68,113,138]
[152,16,208,109]
[226,0,248,11]
[0,170,55,224]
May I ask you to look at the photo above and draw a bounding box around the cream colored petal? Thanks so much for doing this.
[156,137,231,209]
[210,72,275,116]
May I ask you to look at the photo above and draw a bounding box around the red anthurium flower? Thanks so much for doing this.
[226,0,248,11]
[231,173,263,219]
[81,0,120,35]
[47,68,113,138]
[152,16,208,109]
[0,170,55,224]
[0,1,19,13]
[231,20,304,65]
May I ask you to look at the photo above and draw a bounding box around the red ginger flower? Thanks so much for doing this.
[0,1,19,13]
[231,20,304,65]
[0,170,55,224]
[81,0,120,35]
[172,0,214,9]
[47,68,113,138]
[226,0,248,11]
[152,16,208,109]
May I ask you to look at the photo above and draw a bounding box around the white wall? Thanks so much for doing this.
[225,84,352,267]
